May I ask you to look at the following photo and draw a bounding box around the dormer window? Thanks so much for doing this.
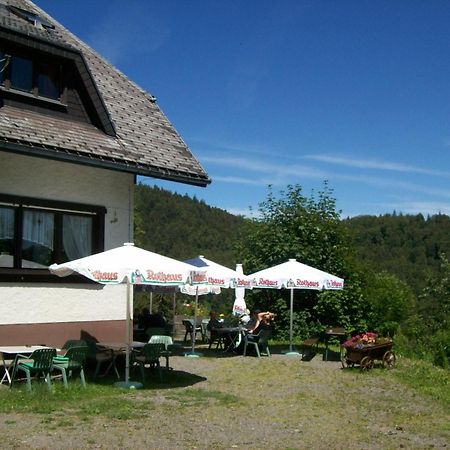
[7,5,55,31]
[0,50,62,101]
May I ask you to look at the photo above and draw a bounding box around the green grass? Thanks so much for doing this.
[392,357,450,408]
[0,352,448,448]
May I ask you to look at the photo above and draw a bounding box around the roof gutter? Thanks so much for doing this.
[0,141,211,187]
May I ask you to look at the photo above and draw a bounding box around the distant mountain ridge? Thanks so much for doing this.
[344,213,450,294]
[134,184,450,295]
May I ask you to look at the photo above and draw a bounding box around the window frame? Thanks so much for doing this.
[0,194,105,283]
[0,46,66,104]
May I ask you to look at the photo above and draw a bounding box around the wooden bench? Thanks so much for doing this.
[300,337,319,359]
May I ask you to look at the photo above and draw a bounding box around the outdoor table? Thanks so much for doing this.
[324,327,348,361]
[96,342,145,379]
[0,345,57,385]
[97,341,145,351]
[216,327,243,352]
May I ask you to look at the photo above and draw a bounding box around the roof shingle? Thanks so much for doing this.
[0,0,210,186]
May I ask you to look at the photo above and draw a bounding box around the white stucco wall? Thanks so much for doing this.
[0,152,134,325]
[0,283,125,324]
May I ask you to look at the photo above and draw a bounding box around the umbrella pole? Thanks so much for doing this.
[115,277,143,389]
[289,288,293,352]
[191,286,199,354]
[185,285,202,357]
[285,287,300,356]
[172,291,177,336]
[149,291,153,313]
[125,278,131,384]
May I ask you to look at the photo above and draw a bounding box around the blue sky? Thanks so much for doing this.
[35,0,450,218]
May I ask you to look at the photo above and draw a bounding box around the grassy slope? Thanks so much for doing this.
[0,350,448,449]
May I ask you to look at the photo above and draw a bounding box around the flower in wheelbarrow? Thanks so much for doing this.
[342,332,379,348]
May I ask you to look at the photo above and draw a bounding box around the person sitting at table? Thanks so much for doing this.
[147,309,167,328]
[137,307,152,330]
[239,310,275,355]
[207,311,223,332]
[246,310,276,335]
[207,311,226,349]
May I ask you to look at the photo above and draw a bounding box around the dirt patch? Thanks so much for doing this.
[0,350,449,449]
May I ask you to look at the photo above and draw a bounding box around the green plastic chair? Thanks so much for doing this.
[149,335,173,370]
[131,343,165,383]
[53,346,88,389]
[182,319,203,342]
[11,348,57,391]
[243,329,272,357]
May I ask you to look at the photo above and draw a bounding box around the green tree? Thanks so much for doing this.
[237,182,369,339]
[396,253,450,368]
[419,253,450,332]
[364,271,416,336]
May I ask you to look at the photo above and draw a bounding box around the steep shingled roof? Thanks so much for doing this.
[0,0,211,186]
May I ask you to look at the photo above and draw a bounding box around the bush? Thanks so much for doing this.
[431,329,450,369]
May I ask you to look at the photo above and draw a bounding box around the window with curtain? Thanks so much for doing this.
[0,195,104,275]
[62,214,92,261]
[22,210,54,268]
[0,206,15,268]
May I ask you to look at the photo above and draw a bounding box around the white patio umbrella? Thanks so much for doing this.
[248,259,344,355]
[232,263,247,316]
[183,255,236,357]
[49,242,198,387]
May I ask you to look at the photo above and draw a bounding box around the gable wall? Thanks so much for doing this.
[0,151,135,346]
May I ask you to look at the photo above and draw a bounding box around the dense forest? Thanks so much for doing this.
[134,183,450,368]
[344,213,450,295]
[134,184,245,265]
[135,183,449,294]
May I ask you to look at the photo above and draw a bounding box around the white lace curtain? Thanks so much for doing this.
[23,210,54,250]
[0,207,14,240]
[63,215,92,261]
[1,207,93,266]
[22,210,92,262]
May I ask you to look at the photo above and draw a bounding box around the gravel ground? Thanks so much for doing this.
[0,348,449,449]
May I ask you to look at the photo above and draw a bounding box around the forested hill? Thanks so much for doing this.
[134,184,450,295]
[344,213,450,294]
[134,183,246,267]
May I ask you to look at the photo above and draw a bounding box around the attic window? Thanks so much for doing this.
[7,5,55,30]
[0,50,62,100]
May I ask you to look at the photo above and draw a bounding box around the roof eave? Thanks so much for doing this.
[0,142,211,187]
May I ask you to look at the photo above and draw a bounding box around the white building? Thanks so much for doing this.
[0,0,210,347]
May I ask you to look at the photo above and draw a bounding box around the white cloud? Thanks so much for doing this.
[200,154,327,179]
[189,136,279,158]
[304,154,450,177]
[212,175,272,186]
[333,173,450,199]
[203,153,450,202]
